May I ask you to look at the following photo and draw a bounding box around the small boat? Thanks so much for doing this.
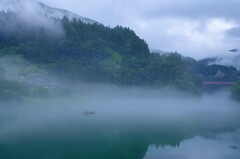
[83,110,96,115]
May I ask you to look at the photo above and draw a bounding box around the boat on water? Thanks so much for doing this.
[83,110,96,115]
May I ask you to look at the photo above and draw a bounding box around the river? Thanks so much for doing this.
[0,89,239,159]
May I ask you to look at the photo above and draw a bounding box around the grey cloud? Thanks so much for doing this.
[38,0,240,27]
[210,55,240,69]
[226,27,240,38]
[143,0,240,20]
[38,0,240,24]
[17,0,240,59]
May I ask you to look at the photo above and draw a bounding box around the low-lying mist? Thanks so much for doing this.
[0,84,239,139]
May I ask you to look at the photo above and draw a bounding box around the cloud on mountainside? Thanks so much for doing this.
[0,0,63,35]
[1,0,240,60]
[38,0,240,60]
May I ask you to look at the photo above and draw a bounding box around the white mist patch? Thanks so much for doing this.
[0,0,64,35]
[209,54,240,69]
[0,56,29,81]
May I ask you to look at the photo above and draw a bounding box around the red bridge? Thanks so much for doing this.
[203,81,238,85]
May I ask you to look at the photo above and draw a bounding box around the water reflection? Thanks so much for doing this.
[144,130,240,159]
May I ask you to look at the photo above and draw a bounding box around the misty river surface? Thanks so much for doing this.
[0,88,240,159]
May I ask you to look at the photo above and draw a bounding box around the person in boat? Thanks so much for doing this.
[83,110,95,115]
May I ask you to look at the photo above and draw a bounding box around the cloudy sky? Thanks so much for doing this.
[12,0,240,59]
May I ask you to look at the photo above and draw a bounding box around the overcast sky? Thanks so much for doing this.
[24,0,240,59]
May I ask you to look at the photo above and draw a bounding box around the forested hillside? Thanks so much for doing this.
[0,11,201,96]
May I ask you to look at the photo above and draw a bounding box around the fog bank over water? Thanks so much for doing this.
[0,85,239,138]
[0,85,240,159]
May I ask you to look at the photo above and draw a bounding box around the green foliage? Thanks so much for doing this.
[21,65,48,76]
[200,64,239,81]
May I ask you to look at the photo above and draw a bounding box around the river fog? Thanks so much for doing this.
[0,85,240,159]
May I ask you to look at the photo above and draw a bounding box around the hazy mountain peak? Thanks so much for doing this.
[0,0,99,24]
[37,1,99,24]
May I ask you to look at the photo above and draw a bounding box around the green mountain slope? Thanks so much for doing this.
[0,11,201,95]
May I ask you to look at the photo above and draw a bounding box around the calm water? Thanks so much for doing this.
[0,90,240,159]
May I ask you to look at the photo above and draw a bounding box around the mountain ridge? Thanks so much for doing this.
[0,0,99,24]
[37,1,100,24]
